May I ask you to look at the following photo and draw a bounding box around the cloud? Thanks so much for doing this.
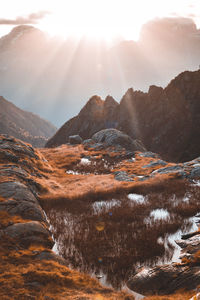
[0,11,49,25]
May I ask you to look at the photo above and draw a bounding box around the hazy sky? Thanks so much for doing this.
[1,0,200,127]
[0,0,200,41]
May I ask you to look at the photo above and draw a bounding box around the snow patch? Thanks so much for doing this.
[80,158,91,165]
[150,209,170,220]
[128,193,146,204]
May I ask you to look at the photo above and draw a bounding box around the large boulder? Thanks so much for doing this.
[127,264,200,295]
[91,129,146,151]
[69,135,83,145]
[0,200,46,222]
[0,181,38,204]
[3,221,54,248]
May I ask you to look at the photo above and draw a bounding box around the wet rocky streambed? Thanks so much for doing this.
[45,181,200,294]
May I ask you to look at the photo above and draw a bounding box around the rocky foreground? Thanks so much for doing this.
[1,133,200,299]
[0,134,133,300]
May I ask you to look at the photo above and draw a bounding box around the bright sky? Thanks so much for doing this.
[0,0,200,40]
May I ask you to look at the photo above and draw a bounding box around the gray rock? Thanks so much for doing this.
[127,264,200,295]
[139,152,160,158]
[69,135,83,145]
[0,166,28,178]
[35,251,66,265]
[176,235,200,257]
[82,139,94,146]
[0,149,19,162]
[92,128,145,151]
[0,181,38,204]
[114,171,133,182]
[0,142,38,159]
[0,199,46,222]
[189,167,200,179]
[152,165,183,175]
[4,221,54,248]
[142,160,167,168]
[92,142,105,150]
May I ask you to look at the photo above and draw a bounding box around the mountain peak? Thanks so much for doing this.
[104,95,118,106]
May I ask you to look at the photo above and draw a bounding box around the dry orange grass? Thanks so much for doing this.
[38,145,186,208]
[144,290,194,299]
[0,251,134,300]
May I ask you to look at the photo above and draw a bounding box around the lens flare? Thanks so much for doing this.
[95,221,105,231]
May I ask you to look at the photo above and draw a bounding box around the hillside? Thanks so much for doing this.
[46,69,200,162]
[0,96,56,147]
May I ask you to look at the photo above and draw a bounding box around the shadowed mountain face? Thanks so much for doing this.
[0,17,200,127]
[46,70,200,163]
[0,96,56,147]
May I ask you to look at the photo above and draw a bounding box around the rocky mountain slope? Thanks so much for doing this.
[0,96,56,147]
[46,69,200,162]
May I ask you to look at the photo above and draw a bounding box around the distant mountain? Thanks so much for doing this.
[46,69,200,162]
[0,96,56,147]
[0,17,200,127]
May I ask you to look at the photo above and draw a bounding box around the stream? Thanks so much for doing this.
[46,191,200,294]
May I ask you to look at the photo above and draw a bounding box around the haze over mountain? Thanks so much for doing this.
[0,17,200,127]
[46,69,200,163]
[0,96,56,147]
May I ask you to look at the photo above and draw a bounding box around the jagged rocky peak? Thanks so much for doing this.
[104,95,118,107]
[122,88,134,101]
[79,95,104,117]
[148,85,164,97]
[46,69,200,162]
[103,95,118,119]
[166,69,200,100]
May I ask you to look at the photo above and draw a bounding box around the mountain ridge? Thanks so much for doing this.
[0,96,57,147]
[46,69,200,162]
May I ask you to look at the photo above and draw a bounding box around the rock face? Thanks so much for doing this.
[0,96,57,147]
[46,70,200,162]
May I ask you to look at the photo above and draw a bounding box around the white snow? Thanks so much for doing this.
[150,209,170,220]
[80,158,91,165]
[128,193,146,204]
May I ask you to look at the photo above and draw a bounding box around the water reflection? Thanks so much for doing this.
[46,193,200,290]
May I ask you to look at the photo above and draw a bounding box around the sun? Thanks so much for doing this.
[37,0,199,42]
[38,0,146,41]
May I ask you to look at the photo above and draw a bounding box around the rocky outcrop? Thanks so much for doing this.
[0,96,57,147]
[91,128,146,151]
[117,70,200,162]
[69,135,83,145]
[46,70,200,162]
[46,95,119,148]
[0,135,53,248]
[127,262,200,295]
[127,231,200,295]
